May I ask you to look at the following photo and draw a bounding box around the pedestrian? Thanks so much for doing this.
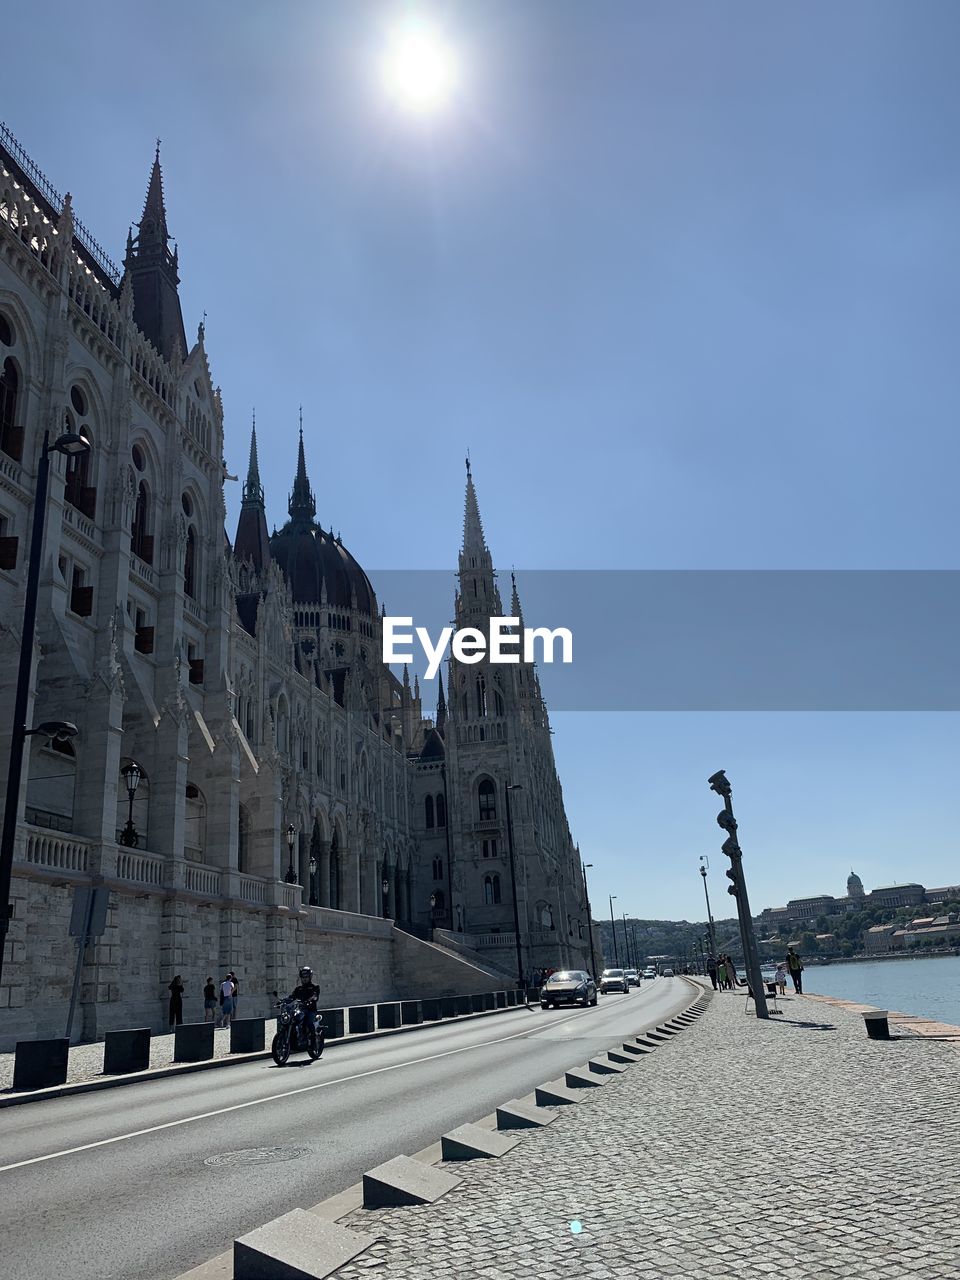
[786,946,804,994]
[707,959,718,990]
[219,973,236,1027]
[228,971,240,1016]
[774,963,787,997]
[168,975,184,1028]
[203,975,218,1022]
[716,957,727,989]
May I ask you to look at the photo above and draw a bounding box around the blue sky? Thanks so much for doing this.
[4,1,958,916]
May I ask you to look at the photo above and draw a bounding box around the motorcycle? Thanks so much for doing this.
[271,996,324,1065]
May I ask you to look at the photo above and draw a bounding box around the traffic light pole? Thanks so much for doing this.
[708,770,768,1020]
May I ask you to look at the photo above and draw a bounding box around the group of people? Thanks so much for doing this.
[706,946,805,995]
[166,971,240,1029]
[530,966,557,986]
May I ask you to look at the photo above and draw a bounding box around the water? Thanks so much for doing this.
[806,955,960,1027]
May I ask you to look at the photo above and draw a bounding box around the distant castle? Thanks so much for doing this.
[759,870,960,929]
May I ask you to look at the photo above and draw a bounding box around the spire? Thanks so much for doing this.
[436,671,447,733]
[288,426,317,523]
[242,414,264,509]
[510,570,524,626]
[122,141,187,362]
[462,455,488,557]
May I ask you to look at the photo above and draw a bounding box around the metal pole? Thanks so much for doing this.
[608,895,619,967]
[582,861,597,978]
[0,432,51,988]
[505,785,525,989]
[700,862,718,966]
[710,772,768,1019]
[622,913,633,969]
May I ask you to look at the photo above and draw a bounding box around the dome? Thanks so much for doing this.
[270,523,376,615]
[267,431,376,616]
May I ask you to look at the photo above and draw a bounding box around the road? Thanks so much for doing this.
[0,978,691,1280]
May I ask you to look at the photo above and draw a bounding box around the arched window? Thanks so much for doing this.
[131,481,152,563]
[494,675,505,717]
[432,888,445,909]
[184,525,198,598]
[492,874,502,904]
[0,357,22,461]
[432,857,444,880]
[476,674,486,717]
[424,795,434,829]
[184,782,206,861]
[25,733,77,831]
[484,875,494,906]
[435,793,446,827]
[477,778,496,821]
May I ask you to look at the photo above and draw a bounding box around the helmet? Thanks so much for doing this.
[299,966,313,982]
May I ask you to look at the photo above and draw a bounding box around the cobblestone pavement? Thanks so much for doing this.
[333,989,960,1280]
[0,1025,237,1091]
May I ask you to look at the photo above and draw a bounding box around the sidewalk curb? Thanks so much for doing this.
[0,1000,538,1109]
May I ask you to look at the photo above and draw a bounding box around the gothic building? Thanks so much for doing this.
[0,126,589,1045]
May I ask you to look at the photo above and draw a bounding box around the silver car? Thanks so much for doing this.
[599,967,630,994]
[540,970,598,1008]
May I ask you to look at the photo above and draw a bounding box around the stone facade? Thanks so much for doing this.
[0,127,588,1048]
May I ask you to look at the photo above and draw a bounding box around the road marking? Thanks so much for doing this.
[0,1002,630,1175]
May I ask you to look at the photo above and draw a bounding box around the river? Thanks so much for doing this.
[805,955,960,1026]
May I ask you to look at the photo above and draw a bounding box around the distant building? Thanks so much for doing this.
[925,886,960,905]
[847,870,865,899]
[868,884,926,910]
[863,924,899,952]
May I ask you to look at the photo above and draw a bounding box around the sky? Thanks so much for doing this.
[3,1,958,918]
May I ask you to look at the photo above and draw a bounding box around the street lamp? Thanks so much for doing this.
[0,429,89,988]
[504,782,525,989]
[308,849,318,905]
[582,861,597,978]
[699,856,718,968]
[608,894,619,968]
[429,892,436,911]
[284,823,297,883]
[622,912,633,971]
[382,876,390,918]
[118,760,143,847]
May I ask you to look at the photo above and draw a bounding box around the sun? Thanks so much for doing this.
[380,16,459,117]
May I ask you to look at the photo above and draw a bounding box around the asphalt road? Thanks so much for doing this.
[0,978,692,1280]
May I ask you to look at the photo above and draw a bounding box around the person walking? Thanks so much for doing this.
[203,976,217,1022]
[706,959,718,990]
[219,973,236,1028]
[786,947,804,994]
[168,975,185,1028]
[228,971,240,1017]
[716,957,728,989]
[775,962,787,997]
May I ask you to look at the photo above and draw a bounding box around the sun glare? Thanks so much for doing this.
[381,17,459,117]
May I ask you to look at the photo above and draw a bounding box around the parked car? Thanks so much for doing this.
[642,967,657,980]
[540,970,598,1009]
[599,968,630,994]
[624,968,640,987]
[661,967,675,977]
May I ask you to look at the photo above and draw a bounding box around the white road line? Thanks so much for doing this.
[0,1003,612,1175]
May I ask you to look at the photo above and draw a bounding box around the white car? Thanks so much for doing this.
[599,968,630,994]
[642,967,657,980]
[661,967,675,977]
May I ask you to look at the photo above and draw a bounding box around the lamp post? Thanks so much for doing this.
[382,876,390,919]
[608,894,619,967]
[0,428,89,988]
[309,851,318,905]
[504,782,525,989]
[699,856,718,968]
[284,823,297,883]
[582,861,597,977]
[117,760,143,847]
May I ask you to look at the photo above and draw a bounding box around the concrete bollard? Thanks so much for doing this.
[421,999,442,1021]
[230,1018,265,1054]
[457,995,474,1016]
[495,991,507,1008]
[470,993,485,1013]
[401,1000,423,1025]
[103,1028,151,1075]
[377,1002,401,1029]
[506,990,517,1007]
[440,996,459,1018]
[483,992,497,1011]
[348,1005,375,1034]
[12,1038,70,1091]
[863,1010,891,1041]
[174,1022,215,1063]
[318,1008,345,1039]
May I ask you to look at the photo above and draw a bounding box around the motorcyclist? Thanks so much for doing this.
[289,966,320,1041]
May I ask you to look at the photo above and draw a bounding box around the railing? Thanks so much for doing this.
[21,828,90,873]
[282,883,301,911]
[185,864,221,896]
[116,849,164,886]
[472,932,517,948]
[238,874,267,905]
[1,120,122,286]
[474,820,501,833]
[62,503,96,542]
